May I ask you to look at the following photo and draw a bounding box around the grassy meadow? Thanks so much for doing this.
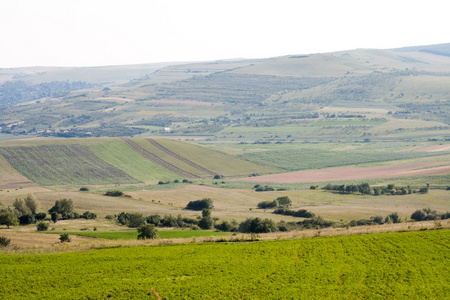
[1,230,449,299]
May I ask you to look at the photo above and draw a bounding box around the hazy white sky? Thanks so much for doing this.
[0,0,447,68]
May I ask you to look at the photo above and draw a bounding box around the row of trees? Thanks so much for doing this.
[257,196,292,209]
[322,183,429,195]
[0,196,96,229]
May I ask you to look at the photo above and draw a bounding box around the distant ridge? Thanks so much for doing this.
[391,43,450,57]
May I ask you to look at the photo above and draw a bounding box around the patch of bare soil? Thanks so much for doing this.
[0,173,36,189]
[398,144,450,152]
[234,161,450,183]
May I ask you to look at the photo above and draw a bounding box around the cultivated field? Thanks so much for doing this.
[1,230,449,299]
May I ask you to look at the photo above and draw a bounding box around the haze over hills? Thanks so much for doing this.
[0,43,449,143]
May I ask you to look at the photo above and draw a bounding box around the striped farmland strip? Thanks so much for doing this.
[121,138,199,179]
[146,139,216,176]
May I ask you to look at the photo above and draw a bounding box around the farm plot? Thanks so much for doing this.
[153,138,277,177]
[239,146,450,171]
[235,161,450,183]
[1,230,449,299]
[0,145,140,186]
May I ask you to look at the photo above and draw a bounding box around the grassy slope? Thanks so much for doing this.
[0,144,140,186]
[154,138,279,176]
[85,138,179,183]
[1,230,449,299]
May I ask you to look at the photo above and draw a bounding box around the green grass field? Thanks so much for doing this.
[1,230,449,299]
[86,139,179,183]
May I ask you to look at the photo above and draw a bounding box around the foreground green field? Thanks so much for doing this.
[1,230,449,299]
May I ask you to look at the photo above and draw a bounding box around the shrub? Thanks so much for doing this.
[238,217,277,233]
[0,236,11,247]
[79,187,89,191]
[81,211,97,220]
[19,214,35,225]
[186,198,214,211]
[257,200,277,209]
[146,214,162,226]
[137,224,159,240]
[104,190,123,197]
[36,222,49,231]
[117,212,146,228]
[215,220,238,232]
[59,233,71,243]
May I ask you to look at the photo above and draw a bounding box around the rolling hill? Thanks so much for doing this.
[0,137,277,187]
[0,43,449,145]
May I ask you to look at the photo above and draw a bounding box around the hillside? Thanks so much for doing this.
[0,44,449,144]
[0,137,276,187]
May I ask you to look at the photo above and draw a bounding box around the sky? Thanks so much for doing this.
[0,0,448,68]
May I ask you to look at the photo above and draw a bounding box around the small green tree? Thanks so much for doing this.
[24,194,40,215]
[13,198,30,217]
[276,196,292,207]
[0,211,19,228]
[49,199,74,219]
[198,209,214,229]
[51,212,61,223]
[137,224,158,240]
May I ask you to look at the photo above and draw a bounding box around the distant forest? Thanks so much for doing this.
[0,80,95,108]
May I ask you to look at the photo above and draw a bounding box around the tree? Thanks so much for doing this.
[19,214,35,225]
[186,198,214,211]
[238,217,277,233]
[0,211,19,228]
[276,196,292,207]
[24,194,39,215]
[411,209,426,221]
[51,212,61,223]
[198,209,214,229]
[257,200,278,209]
[137,224,158,240]
[48,199,74,219]
[13,198,30,217]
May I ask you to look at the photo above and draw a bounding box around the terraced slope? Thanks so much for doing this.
[86,138,180,183]
[121,138,200,178]
[146,139,216,176]
[0,144,140,186]
[152,138,279,176]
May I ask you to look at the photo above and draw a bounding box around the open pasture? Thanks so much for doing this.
[1,230,449,299]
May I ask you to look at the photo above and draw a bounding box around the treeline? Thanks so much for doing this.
[0,80,96,107]
[0,196,96,230]
[322,183,429,195]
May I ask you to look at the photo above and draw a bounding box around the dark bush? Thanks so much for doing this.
[215,220,238,232]
[0,236,11,247]
[81,211,97,220]
[257,200,277,209]
[186,198,213,210]
[19,214,35,225]
[36,222,49,231]
[117,212,146,228]
[48,198,74,219]
[59,233,71,243]
[79,187,89,191]
[137,224,158,240]
[104,190,123,197]
[238,217,277,233]
[35,212,47,221]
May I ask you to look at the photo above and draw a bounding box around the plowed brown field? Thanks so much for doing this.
[234,161,450,183]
